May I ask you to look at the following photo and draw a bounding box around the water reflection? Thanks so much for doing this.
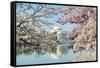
[17,43,73,57]
[47,44,69,59]
[16,43,74,65]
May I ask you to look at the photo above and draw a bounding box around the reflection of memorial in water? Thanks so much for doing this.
[47,44,73,59]
[16,42,74,58]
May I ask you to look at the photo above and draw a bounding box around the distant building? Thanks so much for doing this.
[50,26,72,43]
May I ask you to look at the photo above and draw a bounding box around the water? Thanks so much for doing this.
[16,43,81,65]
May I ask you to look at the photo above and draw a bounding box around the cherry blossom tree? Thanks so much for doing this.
[57,7,96,25]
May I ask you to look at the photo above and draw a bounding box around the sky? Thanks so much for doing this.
[16,3,79,32]
[48,13,78,31]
